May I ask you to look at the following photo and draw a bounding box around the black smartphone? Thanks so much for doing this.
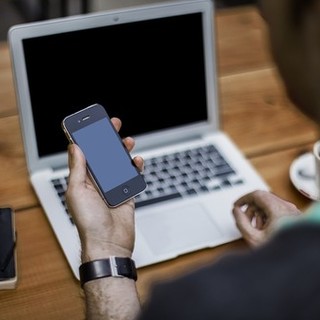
[62,103,146,207]
[0,207,18,290]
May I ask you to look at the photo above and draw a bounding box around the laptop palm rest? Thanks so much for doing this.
[136,203,221,256]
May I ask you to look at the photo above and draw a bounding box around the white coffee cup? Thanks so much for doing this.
[313,140,320,199]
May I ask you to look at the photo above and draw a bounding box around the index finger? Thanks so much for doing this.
[233,190,270,208]
[111,117,122,132]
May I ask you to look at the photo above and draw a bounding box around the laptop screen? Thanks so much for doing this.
[22,12,207,158]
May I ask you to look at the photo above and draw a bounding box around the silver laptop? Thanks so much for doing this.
[8,0,269,280]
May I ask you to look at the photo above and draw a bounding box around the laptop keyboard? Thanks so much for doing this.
[51,144,244,224]
[135,144,243,207]
[51,176,72,222]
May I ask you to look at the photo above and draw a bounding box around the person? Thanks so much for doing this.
[66,0,320,319]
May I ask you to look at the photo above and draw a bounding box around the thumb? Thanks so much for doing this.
[232,206,262,247]
[68,144,87,186]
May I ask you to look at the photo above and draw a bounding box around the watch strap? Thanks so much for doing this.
[79,256,137,288]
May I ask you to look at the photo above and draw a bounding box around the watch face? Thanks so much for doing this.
[79,257,137,287]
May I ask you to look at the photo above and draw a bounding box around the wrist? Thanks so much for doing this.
[80,257,137,288]
[81,241,133,263]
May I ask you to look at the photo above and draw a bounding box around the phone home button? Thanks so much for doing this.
[122,186,130,194]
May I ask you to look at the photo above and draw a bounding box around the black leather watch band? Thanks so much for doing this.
[79,257,137,288]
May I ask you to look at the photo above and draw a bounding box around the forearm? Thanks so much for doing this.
[80,242,141,320]
[84,277,141,320]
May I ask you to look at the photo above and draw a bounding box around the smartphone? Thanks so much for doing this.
[0,207,18,290]
[62,103,146,207]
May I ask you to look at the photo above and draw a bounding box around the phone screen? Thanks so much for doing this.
[0,208,16,281]
[73,117,137,193]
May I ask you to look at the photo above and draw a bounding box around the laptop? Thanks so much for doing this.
[8,0,269,280]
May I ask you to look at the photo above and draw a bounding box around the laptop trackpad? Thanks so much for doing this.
[137,204,222,256]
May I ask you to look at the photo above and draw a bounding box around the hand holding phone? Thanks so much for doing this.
[62,103,146,207]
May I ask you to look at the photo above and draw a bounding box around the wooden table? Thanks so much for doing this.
[0,5,319,320]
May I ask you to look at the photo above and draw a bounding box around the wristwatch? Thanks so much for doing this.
[79,256,137,288]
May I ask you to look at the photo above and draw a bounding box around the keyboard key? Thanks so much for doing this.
[135,192,182,208]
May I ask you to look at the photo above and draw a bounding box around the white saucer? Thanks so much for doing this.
[290,152,320,201]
